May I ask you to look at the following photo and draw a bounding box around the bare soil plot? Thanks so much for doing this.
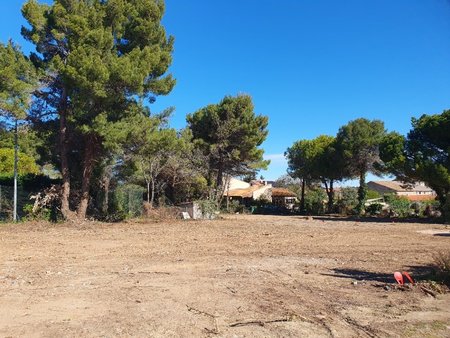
[0,215,449,337]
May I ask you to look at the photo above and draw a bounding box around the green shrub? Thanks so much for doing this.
[385,194,411,217]
[304,188,326,215]
[365,203,383,216]
[196,199,219,218]
[226,200,245,213]
[366,189,381,199]
[111,184,145,219]
[337,187,358,215]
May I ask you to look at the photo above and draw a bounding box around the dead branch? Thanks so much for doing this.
[186,305,216,318]
[230,317,292,327]
[420,286,437,298]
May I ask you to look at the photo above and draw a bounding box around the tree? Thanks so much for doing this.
[187,94,269,201]
[0,40,38,221]
[285,139,315,212]
[0,41,37,121]
[286,135,345,213]
[21,0,175,219]
[381,110,450,210]
[336,118,385,214]
[0,148,39,176]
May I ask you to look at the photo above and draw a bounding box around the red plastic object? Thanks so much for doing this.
[402,271,415,285]
[394,271,404,285]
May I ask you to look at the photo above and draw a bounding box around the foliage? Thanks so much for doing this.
[0,125,44,161]
[187,94,269,199]
[366,189,381,200]
[336,118,386,214]
[384,194,411,217]
[286,135,345,212]
[111,184,145,220]
[337,187,358,215]
[21,0,175,219]
[196,199,219,219]
[226,200,245,214]
[0,148,39,176]
[304,187,326,215]
[274,174,302,203]
[380,110,450,218]
[0,41,37,120]
[432,251,450,285]
[365,203,383,216]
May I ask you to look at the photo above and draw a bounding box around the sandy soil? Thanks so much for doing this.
[0,215,449,337]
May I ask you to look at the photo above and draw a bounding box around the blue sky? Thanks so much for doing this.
[1,1,450,182]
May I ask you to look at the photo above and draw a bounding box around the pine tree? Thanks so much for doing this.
[21,0,175,219]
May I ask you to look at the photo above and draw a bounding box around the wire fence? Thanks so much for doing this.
[0,184,32,221]
[0,183,146,222]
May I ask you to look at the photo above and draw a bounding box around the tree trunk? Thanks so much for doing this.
[147,180,151,204]
[216,164,224,203]
[357,172,367,215]
[300,178,306,213]
[327,180,334,213]
[101,165,112,215]
[150,177,155,207]
[77,134,96,219]
[59,89,76,220]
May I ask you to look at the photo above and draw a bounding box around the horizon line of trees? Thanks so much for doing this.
[285,111,450,219]
[0,0,270,221]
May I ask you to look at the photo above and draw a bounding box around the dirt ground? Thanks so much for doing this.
[1,215,449,338]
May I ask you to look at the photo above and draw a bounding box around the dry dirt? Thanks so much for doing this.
[1,215,449,337]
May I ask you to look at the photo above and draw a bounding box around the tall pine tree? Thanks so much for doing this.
[21,0,175,219]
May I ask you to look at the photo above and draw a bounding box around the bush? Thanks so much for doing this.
[433,251,450,286]
[337,187,358,215]
[365,203,383,216]
[225,200,245,214]
[304,188,326,215]
[196,199,219,219]
[111,184,145,220]
[385,194,411,217]
[366,189,381,199]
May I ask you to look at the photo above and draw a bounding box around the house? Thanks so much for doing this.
[224,177,298,208]
[271,188,297,209]
[367,180,436,201]
[224,179,272,206]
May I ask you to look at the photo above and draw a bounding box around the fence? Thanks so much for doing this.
[0,182,145,222]
[0,184,32,221]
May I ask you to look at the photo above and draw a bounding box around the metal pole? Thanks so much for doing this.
[13,119,18,222]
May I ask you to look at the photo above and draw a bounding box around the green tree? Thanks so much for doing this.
[0,148,39,176]
[187,94,269,201]
[0,41,37,121]
[336,118,386,214]
[286,139,314,212]
[21,0,175,219]
[286,135,345,213]
[381,110,450,217]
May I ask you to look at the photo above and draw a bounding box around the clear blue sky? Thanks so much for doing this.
[1,1,450,182]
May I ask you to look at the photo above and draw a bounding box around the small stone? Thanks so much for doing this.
[384,285,391,291]
[352,281,358,285]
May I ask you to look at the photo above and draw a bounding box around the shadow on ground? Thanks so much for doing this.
[309,216,445,224]
[323,265,437,284]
